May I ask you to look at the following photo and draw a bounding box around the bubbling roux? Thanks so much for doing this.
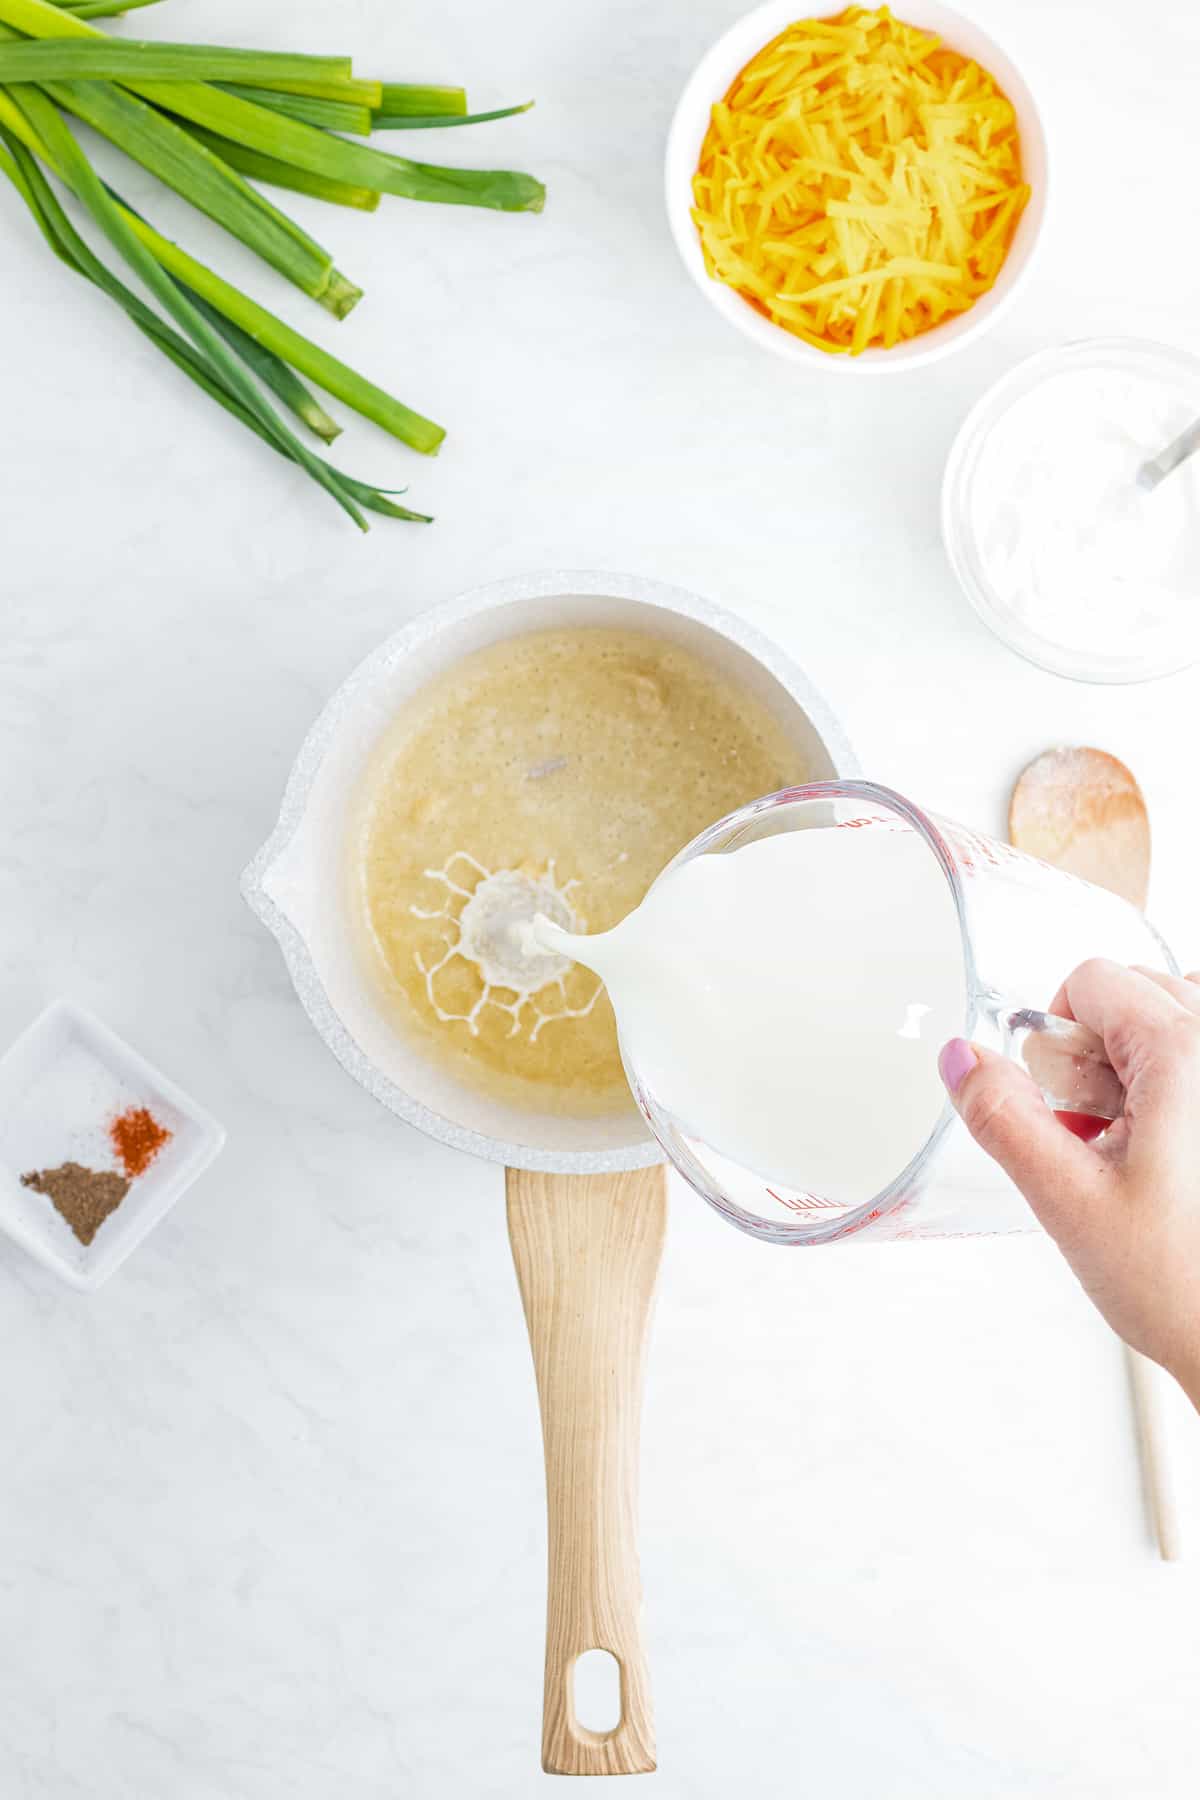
[348,626,812,1118]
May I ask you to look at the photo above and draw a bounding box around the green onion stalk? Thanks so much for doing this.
[0,126,428,518]
[51,0,166,17]
[0,0,545,527]
[0,85,444,452]
[0,0,545,211]
[174,122,382,212]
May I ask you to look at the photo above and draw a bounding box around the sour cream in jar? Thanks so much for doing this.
[943,340,1200,682]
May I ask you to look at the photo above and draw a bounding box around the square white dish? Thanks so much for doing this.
[0,1000,225,1291]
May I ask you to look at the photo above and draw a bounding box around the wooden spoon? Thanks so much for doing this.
[1010,746,1180,1562]
[1009,747,1150,908]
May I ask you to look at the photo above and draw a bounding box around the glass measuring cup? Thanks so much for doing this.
[618,781,1178,1246]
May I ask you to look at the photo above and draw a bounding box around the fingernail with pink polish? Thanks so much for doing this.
[938,1038,977,1096]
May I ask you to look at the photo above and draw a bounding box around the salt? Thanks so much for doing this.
[0,1035,141,1182]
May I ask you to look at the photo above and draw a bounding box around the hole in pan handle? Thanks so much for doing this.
[573,1648,623,1734]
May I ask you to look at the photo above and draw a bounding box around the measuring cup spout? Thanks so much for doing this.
[980,992,1124,1120]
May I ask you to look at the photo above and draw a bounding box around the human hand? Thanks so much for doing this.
[939,959,1200,1408]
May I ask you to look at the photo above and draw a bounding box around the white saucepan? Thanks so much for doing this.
[242,569,856,1774]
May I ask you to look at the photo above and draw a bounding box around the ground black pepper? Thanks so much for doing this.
[20,1162,130,1246]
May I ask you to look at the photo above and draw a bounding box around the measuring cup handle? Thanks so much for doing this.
[994,1004,1124,1120]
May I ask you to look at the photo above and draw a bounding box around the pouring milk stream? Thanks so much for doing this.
[530,825,966,1205]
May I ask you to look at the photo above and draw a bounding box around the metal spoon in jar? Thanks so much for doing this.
[1137,418,1200,492]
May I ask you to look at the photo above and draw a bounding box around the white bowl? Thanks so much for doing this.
[242,571,858,1175]
[0,1001,226,1292]
[664,0,1049,372]
[942,337,1200,683]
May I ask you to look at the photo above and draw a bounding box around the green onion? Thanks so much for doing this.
[36,67,363,314]
[129,221,438,446]
[0,85,445,453]
[262,76,383,107]
[6,86,370,527]
[176,120,381,211]
[378,83,466,117]
[0,123,70,256]
[213,81,372,137]
[0,41,355,82]
[51,0,166,16]
[2,0,543,530]
[0,17,362,315]
[173,284,342,443]
[0,126,428,519]
[373,101,533,132]
[0,1,120,48]
[0,0,543,210]
[127,79,547,211]
[114,222,445,451]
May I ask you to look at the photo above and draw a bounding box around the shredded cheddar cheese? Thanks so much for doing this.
[691,7,1029,355]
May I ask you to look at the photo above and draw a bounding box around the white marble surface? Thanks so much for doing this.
[3,0,1200,1793]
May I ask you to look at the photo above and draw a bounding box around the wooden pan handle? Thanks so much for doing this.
[507,1166,668,1776]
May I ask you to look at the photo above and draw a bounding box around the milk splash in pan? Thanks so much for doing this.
[409,853,601,1041]
[531,823,968,1206]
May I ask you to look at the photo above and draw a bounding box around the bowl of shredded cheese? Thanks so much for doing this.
[666,1,1047,368]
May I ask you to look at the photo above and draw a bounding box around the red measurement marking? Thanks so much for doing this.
[766,1186,844,1212]
[830,1205,887,1239]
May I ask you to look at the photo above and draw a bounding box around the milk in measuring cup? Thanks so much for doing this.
[534,825,966,1204]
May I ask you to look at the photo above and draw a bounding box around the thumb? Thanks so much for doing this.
[937,1038,1100,1225]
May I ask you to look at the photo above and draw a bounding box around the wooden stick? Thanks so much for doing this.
[1009,749,1181,1563]
[1124,1343,1183,1562]
[507,1166,667,1775]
